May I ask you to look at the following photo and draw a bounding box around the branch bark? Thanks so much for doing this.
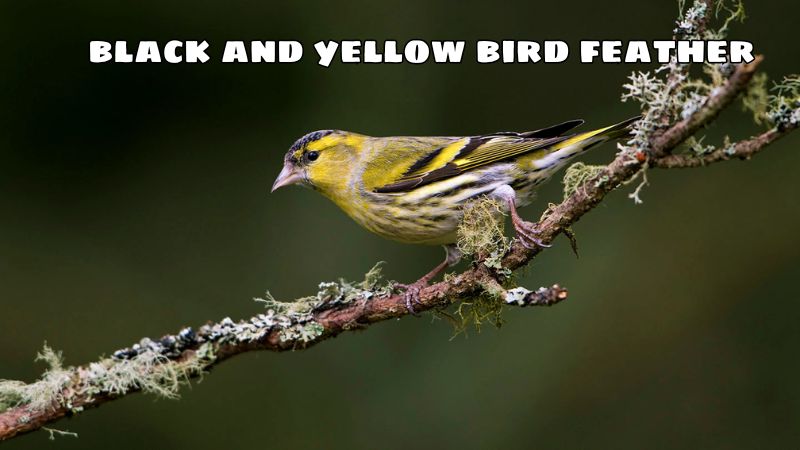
[0,54,795,441]
[649,55,764,158]
[651,124,796,168]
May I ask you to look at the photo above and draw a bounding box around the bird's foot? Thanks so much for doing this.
[512,217,552,250]
[493,185,552,250]
[392,280,428,315]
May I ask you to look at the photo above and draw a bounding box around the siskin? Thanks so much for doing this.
[272,116,639,309]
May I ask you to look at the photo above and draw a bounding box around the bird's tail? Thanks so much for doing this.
[539,115,641,163]
[592,115,642,141]
[571,115,640,149]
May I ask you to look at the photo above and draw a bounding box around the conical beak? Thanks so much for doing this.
[271,163,303,192]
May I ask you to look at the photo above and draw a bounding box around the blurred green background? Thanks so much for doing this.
[2,0,799,448]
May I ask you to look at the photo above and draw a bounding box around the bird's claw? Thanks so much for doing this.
[392,281,426,315]
[513,220,552,249]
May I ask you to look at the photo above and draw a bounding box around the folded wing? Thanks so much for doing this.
[373,119,583,194]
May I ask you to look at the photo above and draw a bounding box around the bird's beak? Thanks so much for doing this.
[271,163,303,192]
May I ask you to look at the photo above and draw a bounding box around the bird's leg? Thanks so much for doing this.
[493,185,552,250]
[394,244,462,314]
[508,200,552,249]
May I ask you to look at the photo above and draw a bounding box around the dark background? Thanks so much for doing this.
[2,0,799,448]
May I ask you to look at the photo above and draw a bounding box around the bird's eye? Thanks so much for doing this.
[306,151,319,162]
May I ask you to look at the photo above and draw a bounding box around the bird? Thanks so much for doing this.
[271,116,639,311]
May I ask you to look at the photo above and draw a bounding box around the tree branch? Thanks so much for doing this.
[651,124,796,168]
[502,56,766,268]
[649,55,764,158]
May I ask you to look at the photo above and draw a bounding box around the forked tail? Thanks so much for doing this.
[541,115,641,162]
[593,115,641,141]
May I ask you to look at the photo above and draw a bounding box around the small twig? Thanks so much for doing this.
[505,285,569,307]
[42,427,78,441]
[652,125,796,168]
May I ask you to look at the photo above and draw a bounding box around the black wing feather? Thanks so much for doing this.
[520,119,584,138]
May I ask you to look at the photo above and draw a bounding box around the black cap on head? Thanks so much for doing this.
[285,130,336,162]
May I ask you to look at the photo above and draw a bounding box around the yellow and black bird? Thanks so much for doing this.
[272,116,638,308]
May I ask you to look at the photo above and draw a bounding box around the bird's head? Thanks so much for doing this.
[271,130,365,198]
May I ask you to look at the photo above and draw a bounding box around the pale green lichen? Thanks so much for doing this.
[675,0,709,39]
[255,290,314,316]
[676,0,745,40]
[253,264,394,346]
[0,381,25,412]
[621,0,748,154]
[278,322,325,344]
[708,0,746,39]
[456,197,511,277]
[618,0,751,204]
[594,174,610,188]
[0,344,72,414]
[685,136,715,155]
[437,272,509,338]
[722,136,738,156]
[437,293,505,338]
[674,73,798,157]
[457,197,507,256]
[563,162,606,200]
[256,262,393,317]
[766,75,800,129]
[742,72,769,124]
[0,340,217,420]
[361,261,386,291]
[81,344,211,400]
[625,167,650,205]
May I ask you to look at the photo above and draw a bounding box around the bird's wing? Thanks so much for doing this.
[372,130,576,194]
[491,119,585,139]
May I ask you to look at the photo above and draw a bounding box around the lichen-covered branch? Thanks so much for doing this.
[0,270,565,441]
[501,55,781,269]
[1,0,798,442]
[652,124,796,168]
[649,55,764,158]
